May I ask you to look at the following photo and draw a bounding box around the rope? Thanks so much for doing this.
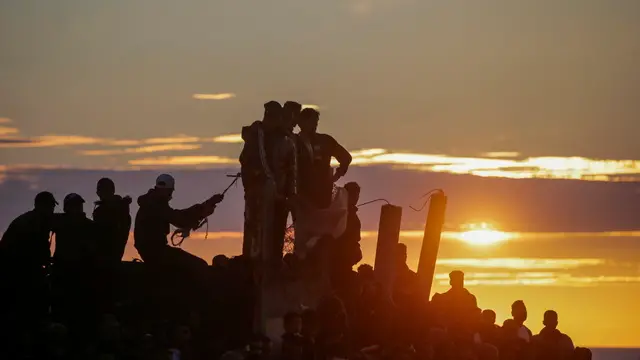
[170,173,241,247]
[408,189,444,212]
[356,198,391,207]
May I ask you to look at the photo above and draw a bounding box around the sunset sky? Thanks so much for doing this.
[1,0,639,348]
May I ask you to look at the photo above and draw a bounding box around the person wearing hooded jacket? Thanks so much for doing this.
[133,174,223,279]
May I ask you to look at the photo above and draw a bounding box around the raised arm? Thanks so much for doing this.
[166,194,223,230]
[330,136,352,179]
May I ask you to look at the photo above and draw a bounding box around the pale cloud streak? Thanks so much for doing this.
[302,104,320,110]
[128,155,237,166]
[344,149,640,182]
[1,126,638,182]
[143,136,200,144]
[211,134,243,143]
[0,135,106,148]
[80,144,202,156]
[192,93,236,100]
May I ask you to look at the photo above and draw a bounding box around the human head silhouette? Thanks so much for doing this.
[283,101,302,132]
[298,108,319,134]
[97,177,115,200]
[263,101,283,129]
[449,270,465,290]
[543,310,558,329]
[344,181,360,207]
[154,174,175,200]
[34,191,58,214]
[63,193,85,214]
[511,300,528,324]
[396,243,408,266]
[482,309,497,325]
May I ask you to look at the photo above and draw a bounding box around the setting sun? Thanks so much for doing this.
[455,222,514,246]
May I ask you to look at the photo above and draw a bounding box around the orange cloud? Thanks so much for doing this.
[0,126,19,136]
[192,93,236,100]
[128,155,237,166]
[80,144,202,156]
[0,135,105,148]
[0,118,11,124]
[0,133,204,149]
[211,134,243,143]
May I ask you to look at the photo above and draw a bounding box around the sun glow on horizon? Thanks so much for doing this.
[455,222,514,246]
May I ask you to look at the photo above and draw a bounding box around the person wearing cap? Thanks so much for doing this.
[50,193,99,339]
[297,108,352,209]
[93,177,132,264]
[51,193,97,265]
[0,191,58,342]
[133,173,223,279]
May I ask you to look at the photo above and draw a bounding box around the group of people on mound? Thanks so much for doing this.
[0,173,229,355]
[0,100,362,359]
[271,246,588,360]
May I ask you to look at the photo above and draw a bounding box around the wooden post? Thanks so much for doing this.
[417,191,448,302]
[373,204,403,299]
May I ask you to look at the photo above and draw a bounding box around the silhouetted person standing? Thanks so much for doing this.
[93,177,132,264]
[240,101,296,263]
[133,174,222,287]
[532,310,574,360]
[431,270,478,336]
[297,108,352,209]
[479,309,502,348]
[0,191,57,353]
[0,191,57,271]
[505,300,534,360]
[511,300,532,341]
[283,101,302,134]
[52,193,97,265]
[51,193,99,347]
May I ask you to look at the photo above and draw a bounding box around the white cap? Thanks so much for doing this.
[155,174,175,189]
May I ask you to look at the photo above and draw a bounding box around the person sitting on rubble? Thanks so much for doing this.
[296,108,352,209]
[133,174,223,292]
[93,177,132,264]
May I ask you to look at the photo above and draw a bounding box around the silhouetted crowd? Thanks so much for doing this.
[0,101,592,359]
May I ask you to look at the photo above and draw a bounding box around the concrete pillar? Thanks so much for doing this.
[373,204,403,299]
[417,191,448,302]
